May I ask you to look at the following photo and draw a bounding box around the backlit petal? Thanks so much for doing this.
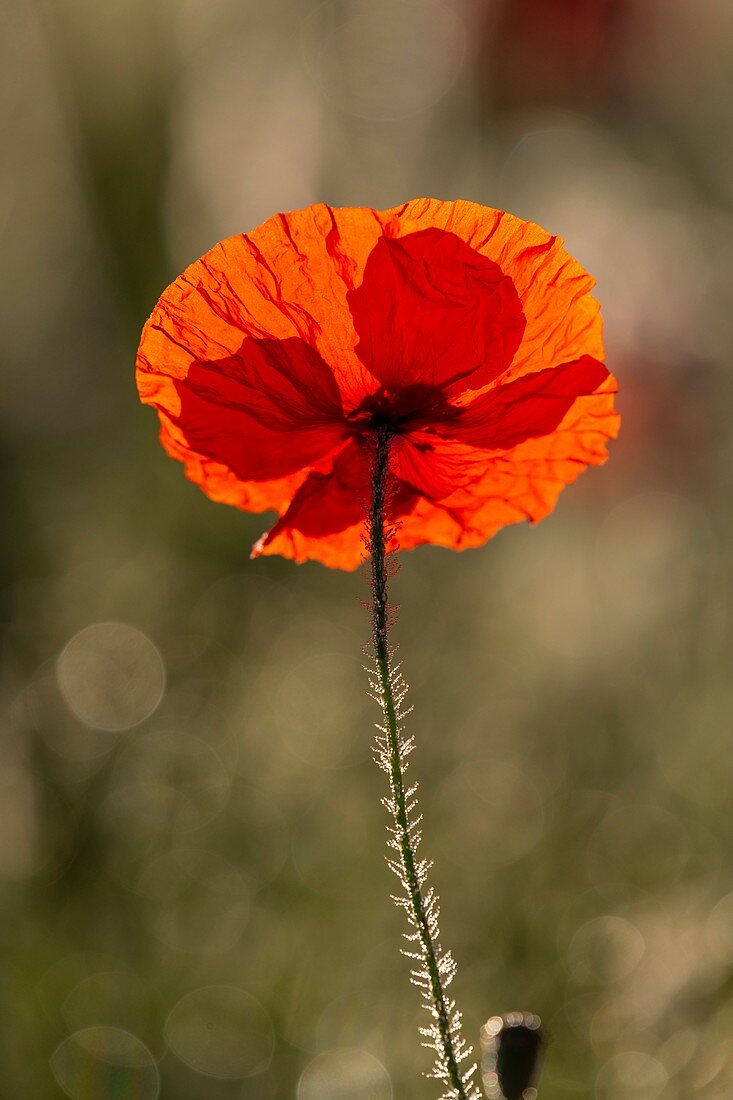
[396,381,619,552]
[138,326,346,504]
[347,228,525,397]
[252,442,371,569]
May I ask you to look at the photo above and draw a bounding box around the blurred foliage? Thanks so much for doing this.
[2,1,733,1098]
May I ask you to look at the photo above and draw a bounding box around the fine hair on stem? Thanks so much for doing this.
[365,425,479,1100]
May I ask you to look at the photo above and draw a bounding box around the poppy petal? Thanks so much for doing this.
[347,227,525,397]
[443,355,613,449]
[364,198,603,392]
[393,434,490,499]
[138,324,347,500]
[251,442,371,569]
[393,357,614,501]
[155,407,311,514]
[396,381,619,553]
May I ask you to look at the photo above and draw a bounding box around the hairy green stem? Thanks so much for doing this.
[368,426,472,1099]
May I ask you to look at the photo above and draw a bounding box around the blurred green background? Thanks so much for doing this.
[2,1,733,1097]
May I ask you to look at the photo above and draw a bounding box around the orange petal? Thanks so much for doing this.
[395,382,620,554]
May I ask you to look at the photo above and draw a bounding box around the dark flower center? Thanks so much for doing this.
[347,384,459,436]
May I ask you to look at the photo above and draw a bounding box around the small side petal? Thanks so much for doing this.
[252,443,371,569]
[445,355,613,449]
[155,407,311,514]
[395,381,619,553]
[137,319,347,509]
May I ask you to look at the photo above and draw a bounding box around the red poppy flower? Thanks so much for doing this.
[136,199,618,569]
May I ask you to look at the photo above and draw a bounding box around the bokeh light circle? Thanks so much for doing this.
[567,916,646,986]
[0,764,38,879]
[304,0,465,121]
[706,892,733,965]
[595,1051,668,1100]
[586,803,690,891]
[164,985,274,1079]
[435,758,544,869]
[56,623,165,731]
[61,970,150,1034]
[297,1048,392,1100]
[136,849,250,955]
[50,1026,159,1100]
[108,729,232,835]
[274,651,369,767]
